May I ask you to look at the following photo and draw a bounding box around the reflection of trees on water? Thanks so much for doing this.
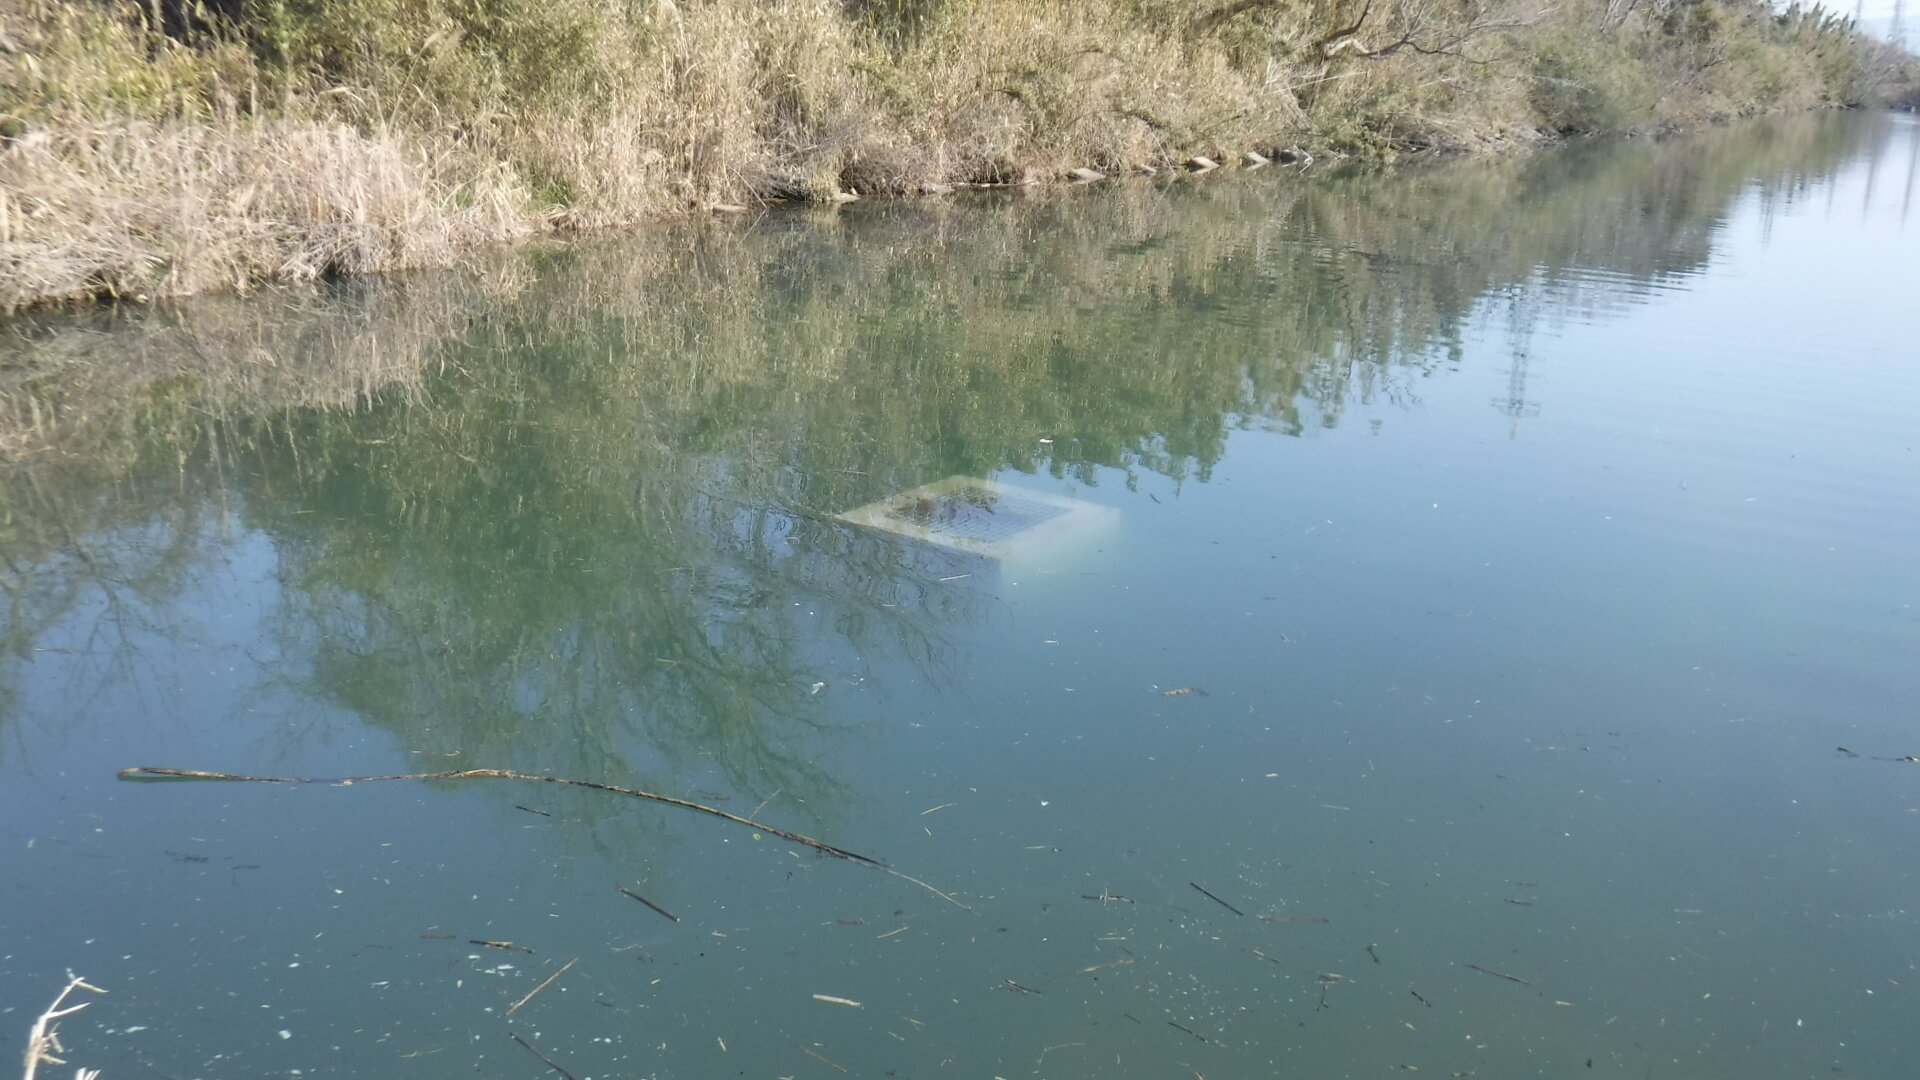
[244,416,982,828]
[0,113,1887,801]
[0,469,229,745]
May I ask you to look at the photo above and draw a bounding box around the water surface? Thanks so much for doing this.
[3,113,1919,1080]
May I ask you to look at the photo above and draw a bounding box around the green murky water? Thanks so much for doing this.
[3,113,1918,1080]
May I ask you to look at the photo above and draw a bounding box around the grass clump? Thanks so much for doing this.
[0,0,1913,311]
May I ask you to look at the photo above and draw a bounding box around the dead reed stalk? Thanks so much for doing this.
[20,973,105,1080]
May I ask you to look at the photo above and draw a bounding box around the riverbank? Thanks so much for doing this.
[2,0,1914,313]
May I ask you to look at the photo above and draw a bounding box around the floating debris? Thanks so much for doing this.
[118,766,967,909]
[1466,963,1531,986]
[472,940,534,955]
[1316,973,1343,1010]
[798,1044,849,1073]
[510,1030,577,1080]
[1168,1020,1208,1041]
[812,994,864,1009]
[506,957,578,1017]
[1162,687,1210,698]
[835,476,1115,560]
[617,887,680,923]
[1191,882,1244,916]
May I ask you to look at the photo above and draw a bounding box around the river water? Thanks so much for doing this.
[2,113,1917,1080]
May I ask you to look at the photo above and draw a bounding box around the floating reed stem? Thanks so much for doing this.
[118,766,968,909]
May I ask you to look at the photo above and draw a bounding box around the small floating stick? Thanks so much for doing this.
[509,1030,577,1080]
[118,766,966,909]
[617,887,679,923]
[1466,963,1531,986]
[1190,881,1245,916]
[507,957,578,1017]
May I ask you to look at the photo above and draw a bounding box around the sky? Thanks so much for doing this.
[1838,0,1907,42]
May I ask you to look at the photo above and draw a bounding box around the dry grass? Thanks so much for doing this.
[0,119,525,309]
[0,0,1907,312]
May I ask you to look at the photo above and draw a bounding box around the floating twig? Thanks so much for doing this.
[1073,958,1134,976]
[1082,891,1135,903]
[123,766,868,861]
[617,887,679,923]
[507,957,578,1017]
[1190,882,1244,916]
[1504,898,1535,907]
[118,765,966,909]
[1037,1041,1086,1064]
[514,805,552,817]
[1249,947,1284,965]
[887,867,972,911]
[1262,914,1328,924]
[1000,979,1043,995]
[1162,687,1209,698]
[1168,1020,1207,1041]
[812,994,863,1008]
[1466,963,1531,986]
[472,939,534,954]
[798,1044,848,1073]
[1366,943,1381,964]
[1410,988,1433,1008]
[1317,971,1344,1011]
[509,1030,577,1080]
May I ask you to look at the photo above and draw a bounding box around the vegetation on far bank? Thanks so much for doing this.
[1,0,1915,312]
